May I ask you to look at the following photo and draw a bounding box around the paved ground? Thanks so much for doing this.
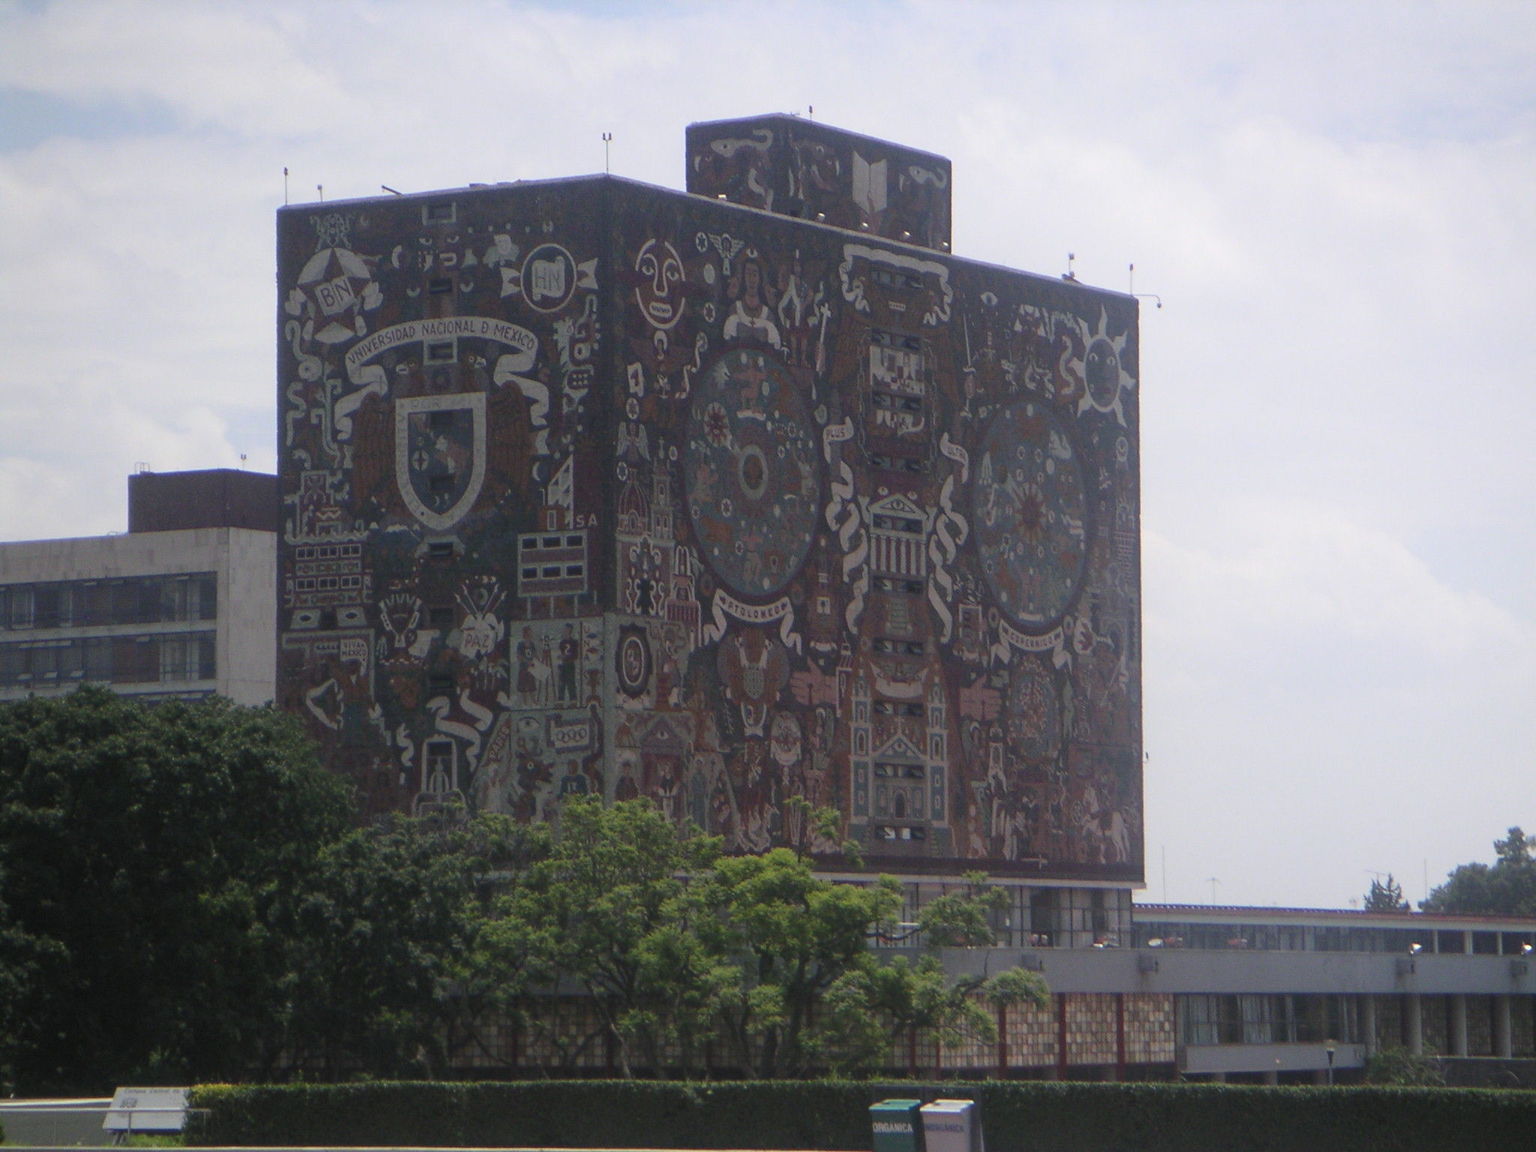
[0,1100,112,1147]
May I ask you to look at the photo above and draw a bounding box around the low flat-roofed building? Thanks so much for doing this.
[0,469,276,706]
[881,901,1536,1084]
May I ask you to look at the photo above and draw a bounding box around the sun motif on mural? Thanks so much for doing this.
[1078,307,1134,425]
[684,349,821,598]
[972,399,1089,630]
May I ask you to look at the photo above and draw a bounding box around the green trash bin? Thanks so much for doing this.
[870,1099,925,1152]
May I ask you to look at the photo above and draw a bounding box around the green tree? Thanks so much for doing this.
[712,847,901,1077]
[280,812,544,1079]
[822,955,1049,1078]
[0,877,63,1093]
[917,872,1011,947]
[824,953,992,1076]
[982,965,1051,1015]
[492,796,724,1078]
[1364,873,1409,911]
[1365,1044,1445,1086]
[0,688,352,1089]
[1422,827,1536,916]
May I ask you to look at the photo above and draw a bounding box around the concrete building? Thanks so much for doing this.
[276,116,1142,909]
[1125,904,1536,1080]
[433,900,1536,1082]
[0,469,277,706]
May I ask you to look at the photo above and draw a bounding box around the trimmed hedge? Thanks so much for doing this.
[187,1079,1536,1152]
[188,1082,870,1150]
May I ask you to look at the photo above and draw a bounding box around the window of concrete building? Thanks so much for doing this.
[111,582,140,624]
[5,587,33,629]
[160,637,190,682]
[1029,889,1059,945]
[1,633,216,688]
[160,579,188,622]
[1181,994,1357,1047]
[77,582,109,625]
[31,586,61,628]
[56,640,84,680]
[1,582,172,630]
[157,634,215,683]
[84,637,112,680]
[1090,889,1111,937]
[1314,925,1346,951]
[194,576,217,620]
[28,643,58,681]
[110,637,158,683]
[1433,929,1469,954]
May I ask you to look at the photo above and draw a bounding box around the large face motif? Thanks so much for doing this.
[634,238,685,330]
[1085,337,1122,408]
[685,349,820,598]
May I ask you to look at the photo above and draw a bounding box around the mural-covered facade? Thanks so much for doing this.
[276,120,1142,883]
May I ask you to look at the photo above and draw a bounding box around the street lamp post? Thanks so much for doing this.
[1325,1039,1337,1086]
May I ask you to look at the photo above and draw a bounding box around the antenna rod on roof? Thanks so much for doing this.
[381,185,402,195]
[283,166,289,205]
[1129,263,1164,309]
[602,132,614,174]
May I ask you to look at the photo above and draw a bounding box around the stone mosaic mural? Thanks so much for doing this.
[277,146,1142,882]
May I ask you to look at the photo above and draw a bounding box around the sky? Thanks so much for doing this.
[2,0,1533,911]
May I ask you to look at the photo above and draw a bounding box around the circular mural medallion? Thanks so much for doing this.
[972,399,1089,628]
[616,625,652,698]
[1007,658,1062,764]
[685,349,820,598]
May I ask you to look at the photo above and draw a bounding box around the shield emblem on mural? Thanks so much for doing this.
[395,393,487,531]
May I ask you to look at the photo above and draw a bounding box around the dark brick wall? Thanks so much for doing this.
[128,468,277,533]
